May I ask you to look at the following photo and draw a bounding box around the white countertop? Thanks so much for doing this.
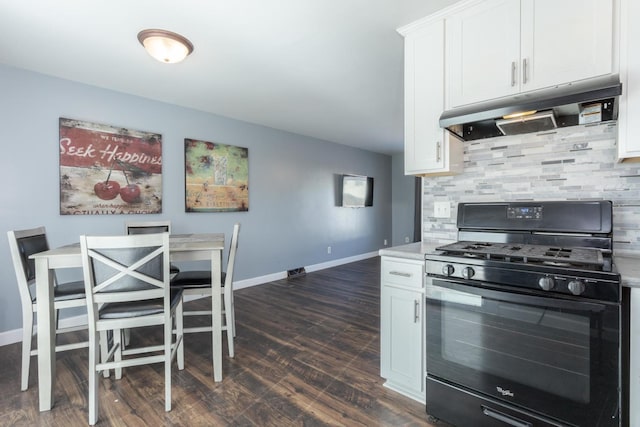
[380,242,640,289]
[615,255,640,289]
[378,241,448,260]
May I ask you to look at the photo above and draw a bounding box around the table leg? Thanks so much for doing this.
[211,249,222,381]
[35,258,56,411]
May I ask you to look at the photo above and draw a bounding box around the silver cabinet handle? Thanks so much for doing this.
[511,61,517,87]
[389,271,411,278]
[522,58,528,84]
[414,300,420,323]
[436,141,442,162]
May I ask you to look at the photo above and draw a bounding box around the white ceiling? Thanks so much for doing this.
[0,0,459,154]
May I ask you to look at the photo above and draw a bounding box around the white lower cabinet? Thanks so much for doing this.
[380,256,425,402]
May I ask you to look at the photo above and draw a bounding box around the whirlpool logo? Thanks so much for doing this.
[496,386,515,397]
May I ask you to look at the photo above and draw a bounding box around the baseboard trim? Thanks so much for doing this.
[0,251,380,347]
[0,314,89,347]
[234,251,378,289]
[304,251,378,273]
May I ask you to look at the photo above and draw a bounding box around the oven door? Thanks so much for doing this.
[426,276,620,427]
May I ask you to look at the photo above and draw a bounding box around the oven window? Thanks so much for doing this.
[440,295,591,403]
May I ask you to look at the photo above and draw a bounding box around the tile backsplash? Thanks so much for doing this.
[422,122,640,254]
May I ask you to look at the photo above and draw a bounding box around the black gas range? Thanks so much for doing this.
[424,201,622,427]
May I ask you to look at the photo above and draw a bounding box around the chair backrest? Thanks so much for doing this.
[7,226,50,305]
[225,223,241,288]
[80,233,171,324]
[125,220,171,235]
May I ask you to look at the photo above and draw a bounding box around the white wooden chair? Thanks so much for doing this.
[125,220,179,276]
[7,226,88,391]
[170,223,240,357]
[80,232,184,425]
[125,220,172,235]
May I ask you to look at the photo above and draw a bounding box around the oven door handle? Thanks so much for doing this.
[481,406,532,427]
[428,279,607,313]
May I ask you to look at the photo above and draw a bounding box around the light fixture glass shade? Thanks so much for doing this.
[137,29,194,64]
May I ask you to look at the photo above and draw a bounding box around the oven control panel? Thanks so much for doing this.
[425,257,620,303]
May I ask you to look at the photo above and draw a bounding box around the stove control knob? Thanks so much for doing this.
[539,276,555,291]
[568,280,586,296]
[462,267,475,280]
[442,264,455,276]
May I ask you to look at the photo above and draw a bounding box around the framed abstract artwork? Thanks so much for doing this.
[184,138,248,212]
[59,117,162,215]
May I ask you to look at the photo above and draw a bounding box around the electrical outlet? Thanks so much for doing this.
[405,236,410,243]
[384,239,388,246]
[434,201,451,218]
[327,246,332,254]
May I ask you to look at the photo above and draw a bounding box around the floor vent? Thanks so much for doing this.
[287,267,306,279]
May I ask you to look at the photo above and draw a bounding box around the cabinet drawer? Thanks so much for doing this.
[381,258,424,289]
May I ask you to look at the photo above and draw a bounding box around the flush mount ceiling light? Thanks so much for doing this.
[137,29,194,64]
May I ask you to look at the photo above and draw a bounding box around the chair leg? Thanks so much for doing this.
[123,328,131,346]
[176,300,184,370]
[230,291,236,338]
[224,291,234,358]
[164,320,172,412]
[114,329,123,380]
[100,331,110,378]
[21,311,34,391]
[88,330,100,426]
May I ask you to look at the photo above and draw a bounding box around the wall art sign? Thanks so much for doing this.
[59,117,162,215]
[184,138,249,212]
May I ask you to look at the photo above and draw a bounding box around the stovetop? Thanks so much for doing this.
[436,240,610,272]
[426,240,620,302]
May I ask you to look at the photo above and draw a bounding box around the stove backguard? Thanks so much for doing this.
[456,200,613,238]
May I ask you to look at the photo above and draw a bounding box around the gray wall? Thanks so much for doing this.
[391,153,416,246]
[421,122,640,253]
[0,64,392,334]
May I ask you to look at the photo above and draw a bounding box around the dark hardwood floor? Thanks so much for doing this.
[0,257,438,426]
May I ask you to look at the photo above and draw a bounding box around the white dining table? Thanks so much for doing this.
[30,233,225,412]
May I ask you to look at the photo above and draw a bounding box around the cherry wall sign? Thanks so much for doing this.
[59,117,162,215]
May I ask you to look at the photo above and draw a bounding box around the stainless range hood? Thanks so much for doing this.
[439,74,622,141]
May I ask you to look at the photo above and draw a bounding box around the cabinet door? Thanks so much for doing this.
[404,19,464,175]
[380,285,424,394]
[520,0,614,92]
[618,0,640,160]
[404,20,445,174]
[446,0,521,107]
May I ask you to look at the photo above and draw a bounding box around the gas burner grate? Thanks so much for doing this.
[437,241,606,270]
[544,248,572,258]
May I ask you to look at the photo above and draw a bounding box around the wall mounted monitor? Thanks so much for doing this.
[341,174,373,207]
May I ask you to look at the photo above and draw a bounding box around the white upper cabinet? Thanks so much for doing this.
[446,0,521,107]
[402,18,463,176]
[447,0,615,108]
[618,0,640,161]
[521,0,614,91]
